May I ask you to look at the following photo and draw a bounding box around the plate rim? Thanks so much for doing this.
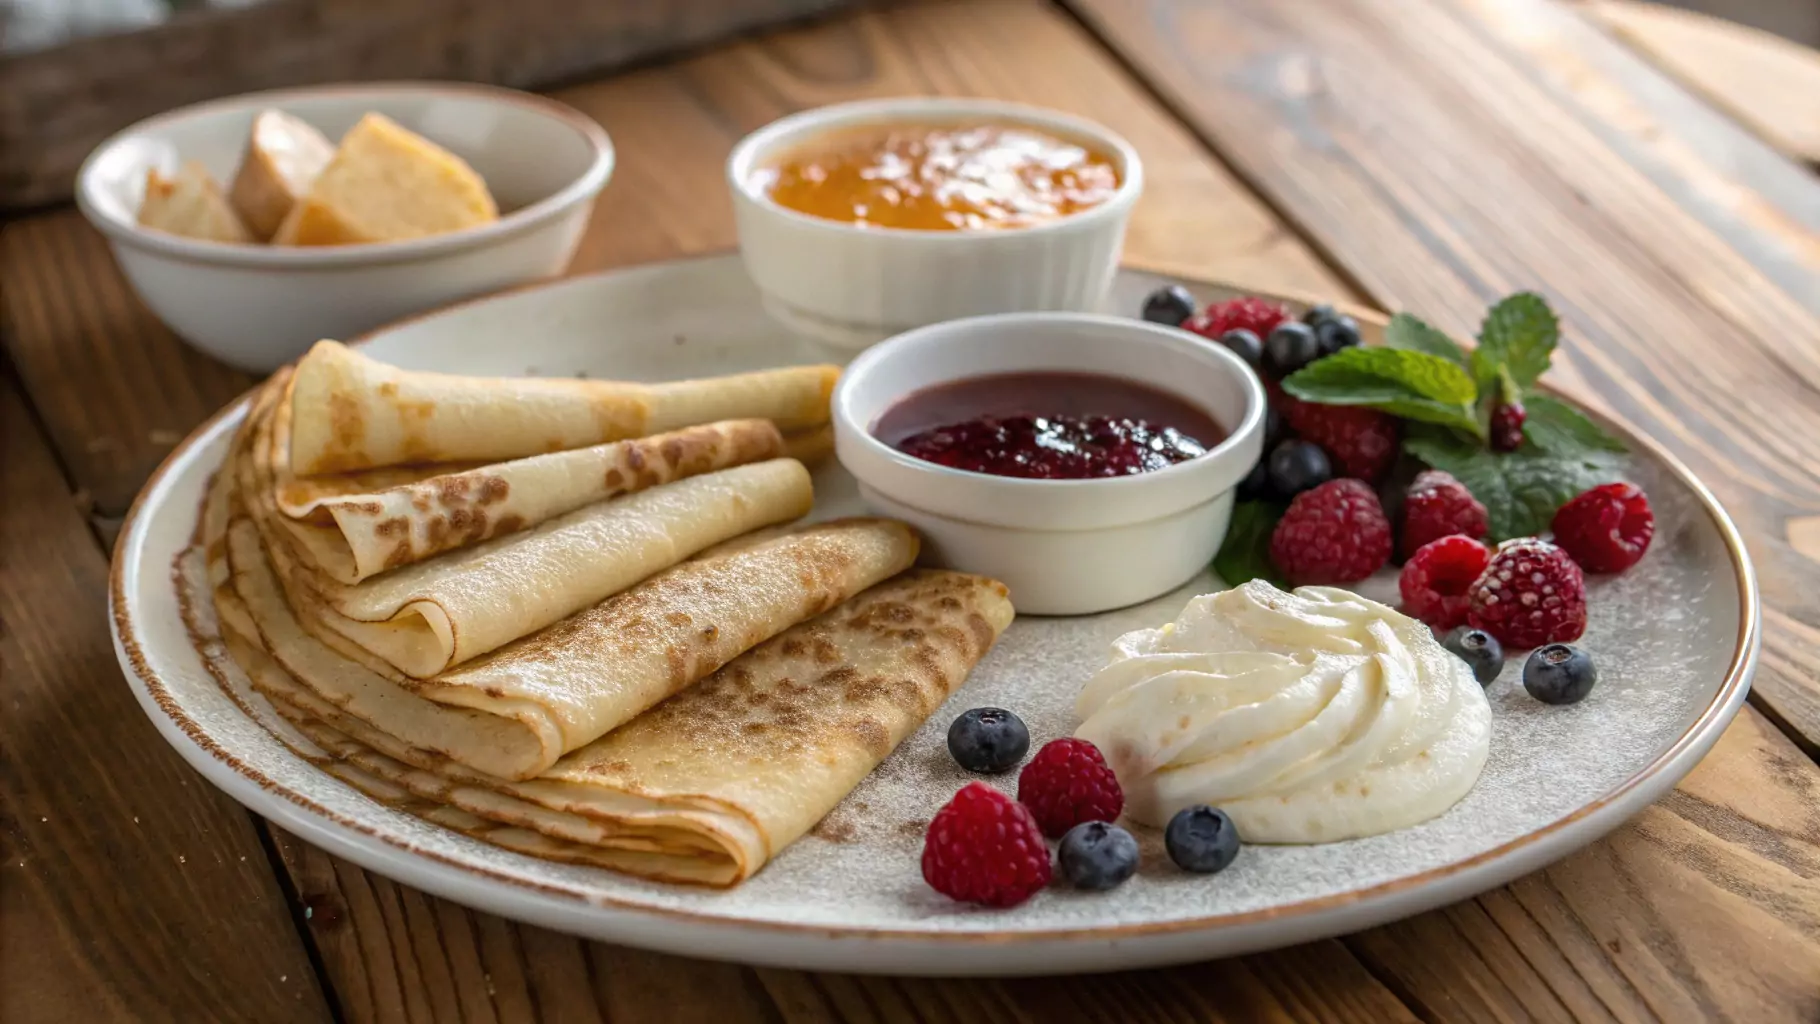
[108,254,1762,953]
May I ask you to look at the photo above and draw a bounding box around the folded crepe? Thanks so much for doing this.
[288,340,841,475]
[237,376,817,677]
[232,567,1013,886]
[274,417,785,584]
[223,469,922,777]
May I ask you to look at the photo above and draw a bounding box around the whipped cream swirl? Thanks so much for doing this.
[1075,580,1491,843]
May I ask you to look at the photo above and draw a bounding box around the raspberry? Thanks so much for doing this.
[1017,738,1124,839]
[1399,535,1493,630]
[1269,479,1393,585]
[1280,401,1400,482]
[1467,538,1587,648]
[1185,297,1289,346]
[1552,482,1654,573]
[1400,469,1489,557]
[1491,402,1527,452]
[921,782,1052,907]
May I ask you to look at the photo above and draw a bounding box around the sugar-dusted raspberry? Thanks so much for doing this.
[1399,534,1493,630]
[1184,296,1290,346]
[1281,401,1400,482]
[1269,479,1393,585]
[1017,738,1124,839]
[922,782,1052,907]
[1467,538,1587,648]
[1400,469,1489,557]
[1552,482,1654,573]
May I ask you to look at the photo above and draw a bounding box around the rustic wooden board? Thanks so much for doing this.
[1583,0,1820,168]
[0,0,856,210]
[6,0,1820,1019]
[0,372,331,1022]
[1066,0,1820,755]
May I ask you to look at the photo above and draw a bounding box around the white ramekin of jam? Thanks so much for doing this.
[832,312,1266,615]
[727,97,1143,351]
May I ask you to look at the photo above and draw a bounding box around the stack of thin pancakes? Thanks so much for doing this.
[184,340,1014,886]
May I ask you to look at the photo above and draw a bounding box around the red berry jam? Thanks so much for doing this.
[875,371,1222,481]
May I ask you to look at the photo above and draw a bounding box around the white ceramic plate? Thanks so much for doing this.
[111,255,1758,976]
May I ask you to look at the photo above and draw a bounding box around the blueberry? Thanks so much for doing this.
[1216,328,1263,371]
[1264,404,1286,448]
[1266,439,1331,497]
[1164,805,1241,873]
[1523,644,1597,705]
[1301,303,1338,326]
[1141,285,1197,327]
[1442,627,1504,685]
[1237,458,1272,501]
[946,707,1031,773]
[1315,314,1362,355]
[1262,321,1323,377]
[1058,821,1140,891]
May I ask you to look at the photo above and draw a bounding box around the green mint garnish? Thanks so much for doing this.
[1280,347,1482,439]
[1385,312,1469,368]
[1403,426,1620,540]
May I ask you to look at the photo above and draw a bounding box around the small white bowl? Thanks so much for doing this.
[77,82,615,372]
[727,97,1142,352]
[833,313,1266,615]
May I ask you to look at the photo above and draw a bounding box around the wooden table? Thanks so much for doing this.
[5,1,1819,1020]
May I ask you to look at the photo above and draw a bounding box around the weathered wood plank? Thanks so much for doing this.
[1347,707,1820,1022]
[0,370,332,1023]
[1582,0,1820,168]
[1065,0,1820,754]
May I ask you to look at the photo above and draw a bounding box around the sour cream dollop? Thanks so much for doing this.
[1075,580,1491,843]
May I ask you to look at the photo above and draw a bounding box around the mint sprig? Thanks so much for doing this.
[1385,312,1469,368]
[1473,292,1558,393]
[1403,426,1620,541]
[1521,395,1627,456]
[1214,500,1287,588]
[1280,347,1482,439]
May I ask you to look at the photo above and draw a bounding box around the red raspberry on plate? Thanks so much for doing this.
[1017,738,1124,839]
[1491,401,1527,452]
[1467,538,1587,648]
[1269,479,1393,585]
[1399,535,1492,630]
[1552,482,1654,573]
[1281,401,1399,482]
[922,782,1052,907]
[1400,469,1489,557]
[1184,296,1289,345]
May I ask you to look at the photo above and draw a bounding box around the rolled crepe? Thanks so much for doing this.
[235,568,1014,886]
[288,340,840,475]
[275,418,785,584]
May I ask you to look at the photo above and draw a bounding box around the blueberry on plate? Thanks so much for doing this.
[1216,328,1264,370]
[1266,439,1331,497]
[1263,321,1323,377]
[1442,627,1503,685]
[1302,303,1338,326]
[1263,405,1286,449]
[1140,285,1197,327]
[1058,821,1140,891]
[1523,644,1597,705]
[1236,459,1272,501]
[1315,314,1362,355]
[1165,805,1241,873]
[946,707,1031,773]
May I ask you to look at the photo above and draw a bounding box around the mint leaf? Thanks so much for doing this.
[1281,347,1483,437]
[1474,292,1558,392]
[1404,427,1620,541]
[1385,312,1469,368]
[1522,395,1627,456]
[1214,500,1287,588]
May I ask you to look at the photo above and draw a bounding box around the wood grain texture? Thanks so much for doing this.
[0,0,855,209]
[0,372,330,1023]
[1583,0,1820,167]
[1346,708,1820,1023]
[1066,0,1820,753]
